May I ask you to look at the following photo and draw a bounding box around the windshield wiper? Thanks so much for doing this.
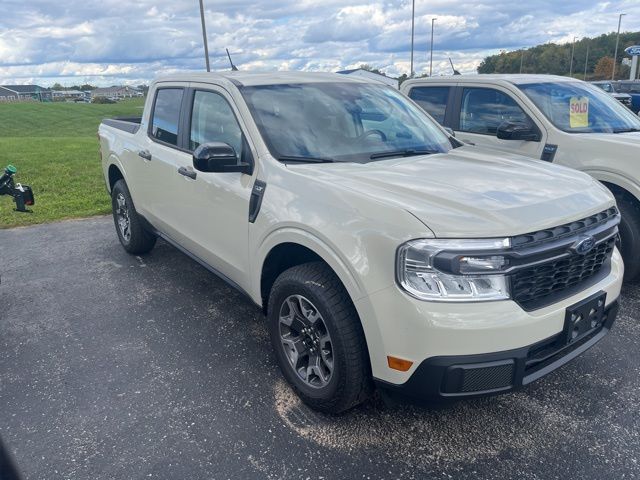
[277,155,335,164]
[369,149,438,160]
[612,128,640,133]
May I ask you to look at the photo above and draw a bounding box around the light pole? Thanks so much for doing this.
[569,37,577,76]
[429,18,436,76]
[410,0,415,77]
[584,40,590,81]
[198,0,211,72]
[612,13,626,80]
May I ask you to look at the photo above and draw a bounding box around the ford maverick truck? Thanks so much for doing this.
[402,74,640,280]
[99,72,623,413]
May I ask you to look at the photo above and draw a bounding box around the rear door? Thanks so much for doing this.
[452,85,547,159]
[406,85,454,127]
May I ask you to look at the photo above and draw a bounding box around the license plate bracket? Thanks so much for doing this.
[562,292,607,346]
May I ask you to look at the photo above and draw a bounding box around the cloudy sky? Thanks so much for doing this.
[1,0,639,86]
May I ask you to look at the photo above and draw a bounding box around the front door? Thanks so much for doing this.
[454,86,547,160]
[171,86,256,285]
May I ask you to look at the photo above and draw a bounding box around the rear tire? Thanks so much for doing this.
[616,196,640,281]
[111,179,156,255]
[267,262,372,413]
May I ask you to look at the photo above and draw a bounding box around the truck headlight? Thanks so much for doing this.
[396,239,511,302]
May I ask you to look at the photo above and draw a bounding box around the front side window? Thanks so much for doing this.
[459,88,531,135]
[518,81,640,133]
[190,91,243,156]
[240,82,454,163]
[408,86,450,124]
[151,88,183,146]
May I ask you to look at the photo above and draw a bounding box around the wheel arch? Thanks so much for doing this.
[256,229,367,314]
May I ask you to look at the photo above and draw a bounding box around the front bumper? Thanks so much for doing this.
[376,297,619,403]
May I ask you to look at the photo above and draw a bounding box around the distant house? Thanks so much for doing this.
[335,69,399,89]
[0,86,18,102]
[91,86,142,99]
[52,89,88,100]
[0,85,52,101]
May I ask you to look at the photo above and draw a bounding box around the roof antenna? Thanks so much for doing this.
[226,48,239,71]
[449,57,461,75]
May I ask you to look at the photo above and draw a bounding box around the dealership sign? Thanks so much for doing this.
[625,46,640,56]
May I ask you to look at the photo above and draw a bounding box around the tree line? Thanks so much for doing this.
[477,31,640,79]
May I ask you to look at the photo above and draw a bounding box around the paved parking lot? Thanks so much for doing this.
[1,216,639,480]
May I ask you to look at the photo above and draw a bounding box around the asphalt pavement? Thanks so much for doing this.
[1,216,639,480]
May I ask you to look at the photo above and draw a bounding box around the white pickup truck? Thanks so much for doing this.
[402,74,640,280]
[99,72,622,413]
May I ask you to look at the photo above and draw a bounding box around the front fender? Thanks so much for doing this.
[584,169,640,203]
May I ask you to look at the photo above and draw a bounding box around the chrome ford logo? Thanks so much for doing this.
[573,235,596,255]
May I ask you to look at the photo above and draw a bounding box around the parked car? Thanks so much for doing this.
[99,72,622,412]
[402,74,640,280]
[615,80,640,114]
[591,81,633,110]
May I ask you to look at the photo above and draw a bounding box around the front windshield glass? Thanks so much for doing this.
[518,81,640,134]
[240,82,454,163]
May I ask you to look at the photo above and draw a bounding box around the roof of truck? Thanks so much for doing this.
[402,74,580,89]
[153,71,372,88]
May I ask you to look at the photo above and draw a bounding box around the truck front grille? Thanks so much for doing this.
[506,208,619,311]
[511,237,616,310]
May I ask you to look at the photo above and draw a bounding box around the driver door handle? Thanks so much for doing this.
[138,150,152,161]
[178,166,197,180]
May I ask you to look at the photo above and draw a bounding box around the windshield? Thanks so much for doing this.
[240,82,454,163]
[518,81,640,134]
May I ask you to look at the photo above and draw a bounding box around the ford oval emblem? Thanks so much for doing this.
[573,236,596,255]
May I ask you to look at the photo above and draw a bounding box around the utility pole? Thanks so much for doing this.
[198,0,211,72]
[569,37,577,76]
[520,49,525,73]
[410,0,415,77]
[583,40,590,81]
[612,13,626,80]
[429,18,436,76]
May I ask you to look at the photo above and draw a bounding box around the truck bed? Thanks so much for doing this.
[101,117,142,134]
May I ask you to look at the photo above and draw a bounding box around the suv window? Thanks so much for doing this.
[408,86,450,124]
[151,88,184,146]
[459,88,531,135]
[190,90,243,157]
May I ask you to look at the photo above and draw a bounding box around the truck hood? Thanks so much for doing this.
[289,146,614,238]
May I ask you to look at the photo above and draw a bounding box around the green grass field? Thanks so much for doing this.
[0,98,145,228]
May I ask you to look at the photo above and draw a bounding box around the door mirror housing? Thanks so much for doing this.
[192,142,253,174]
[496,121,541,142]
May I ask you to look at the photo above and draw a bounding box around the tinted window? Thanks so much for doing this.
[190,91,243,157]
[408,86,450,124]
[240,82,454,164]
[460,88,530,135]
[151,88,183,146]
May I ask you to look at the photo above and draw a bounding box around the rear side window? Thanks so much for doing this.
[459,88,530,135]
[408,86,450,124]
[151,88,184,146]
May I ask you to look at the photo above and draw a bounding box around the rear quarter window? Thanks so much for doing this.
[407,86,450,124]
[150,88,184,146]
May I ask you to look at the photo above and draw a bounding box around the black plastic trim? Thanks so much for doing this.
[248,180,266,223]
[102,118,141,134]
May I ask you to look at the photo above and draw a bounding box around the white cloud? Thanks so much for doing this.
[0,0,638,85]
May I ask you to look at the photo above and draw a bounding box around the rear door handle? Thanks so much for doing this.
[138,150,152,161]
[178,166,197,180]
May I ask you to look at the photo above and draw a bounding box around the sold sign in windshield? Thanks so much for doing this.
[569,97,589,128]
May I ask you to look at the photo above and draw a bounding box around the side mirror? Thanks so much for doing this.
[496,121,541,142]
[192,142,253,174]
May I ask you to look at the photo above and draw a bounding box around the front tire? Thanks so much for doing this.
[617,196,640,281]
[267,262,372,413]
[111,179,156,255]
